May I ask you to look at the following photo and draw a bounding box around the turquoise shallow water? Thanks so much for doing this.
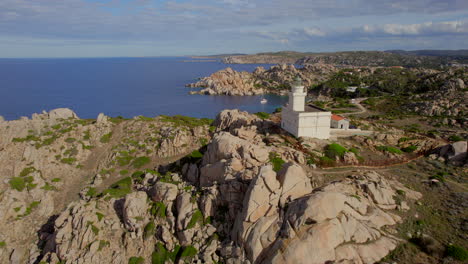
[0,57,288,120]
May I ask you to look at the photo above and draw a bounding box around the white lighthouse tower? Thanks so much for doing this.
[281,76,331,139]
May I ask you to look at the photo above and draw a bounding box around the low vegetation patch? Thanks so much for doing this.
[128,257,145,264]
[254,112,270,120]
[324,143,348,159]
[186,210,204,230]
[269,152,285,172]
[100,132,113,143]
[132,156,150,168]
[401,145,417,153]
[159,115,212,128]
[102,177,132,198]
[376,145,403,154]
[150,202,167,218]
[445,244,468,261]
[143,222,156,240]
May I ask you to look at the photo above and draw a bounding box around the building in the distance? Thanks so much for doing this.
[330,114,350,129]
[281,76,331,139]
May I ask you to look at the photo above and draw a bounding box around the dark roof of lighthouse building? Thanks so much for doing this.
[305,104,328,112]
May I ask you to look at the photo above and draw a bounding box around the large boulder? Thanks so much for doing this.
[255,171,420,264]
[149,182,178,202]
[122,191,148,232]
[432,141,467,165]
[48,108,78,119]
[277,163,312,206]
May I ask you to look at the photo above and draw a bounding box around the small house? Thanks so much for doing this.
[331,114,349,129]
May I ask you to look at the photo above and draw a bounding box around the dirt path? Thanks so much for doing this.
[341,97,368,116]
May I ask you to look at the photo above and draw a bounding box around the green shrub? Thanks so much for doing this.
[180,245,197,260]
[100,133,113,143]
[132,156,150,168]
[446,245,468,261]
[41,182,57,191]
[9,177,25,191]
[96,212,105,221]
[19,167,36,177]
[98,240,110,251]
[151,242,180,264]
[269,152,285,172]
[376,146,403,154]
[128,257,145,264]
[401,145,417,153]
[86,187,98,197]
[143,222,156,240]
[0,241,5,247]
[102,177,132,198]
[186,210,203,230]
[119,169,129,175]
[150,202,167,218]
[255,112,270,120]
[51,178,61,182]
[61,157,77,165]
[448,135,464,142]
[325,143,348,159]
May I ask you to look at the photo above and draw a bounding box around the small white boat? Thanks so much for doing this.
[260,98,268,104]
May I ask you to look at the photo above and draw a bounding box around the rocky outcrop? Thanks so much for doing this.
[186,67,262,95]
[0,110,212,264]
[187,64,337,95]
[406,78,467,128]
[431,141,467,166]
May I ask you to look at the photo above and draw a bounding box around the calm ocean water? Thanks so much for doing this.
[0,57,288,120]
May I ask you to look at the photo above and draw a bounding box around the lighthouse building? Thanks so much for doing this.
[281,76,332,139]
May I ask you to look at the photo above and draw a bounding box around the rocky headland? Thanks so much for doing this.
[186,64,337,96]
[0,108,466,264]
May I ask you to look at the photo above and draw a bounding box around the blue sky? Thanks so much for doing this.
[0,0,467,57]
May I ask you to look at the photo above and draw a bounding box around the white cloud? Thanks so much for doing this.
[359,20,468,36]
[303,27,326,37]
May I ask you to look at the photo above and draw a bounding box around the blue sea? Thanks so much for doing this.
[0,57,288,120]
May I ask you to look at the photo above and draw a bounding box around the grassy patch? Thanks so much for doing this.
[151,243,180,264]
[9,177,26,191]
[119,169,129,175]
[254,112,270,120]
[60,157,77,165]
[41,182,57,191]
[100,132,113,143]
[401,145,417,153]
[269,152,285,172]
[186,210,203,230]
[0,241,5,247]
[376,145,403,154]
[159,115,212,128]
[128,257,145,264]
[448,135,464,142]
[51,178,61,182]
[19,167,37,177]
[102,177,132,198]
[149,202,167,218]
[324,143,348,159]
[446,245,468,261]
[143,221,156,240]
[132,156,150,168]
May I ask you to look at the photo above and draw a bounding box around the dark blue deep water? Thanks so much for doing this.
[0,57,287,120]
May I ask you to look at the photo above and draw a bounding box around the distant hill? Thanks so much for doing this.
[222,50,468,68]
[385,49,468,57]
